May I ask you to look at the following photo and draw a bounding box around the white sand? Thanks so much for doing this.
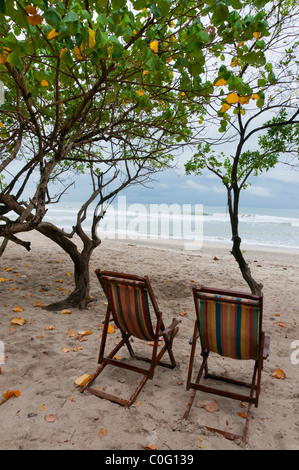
[0,231,298,450]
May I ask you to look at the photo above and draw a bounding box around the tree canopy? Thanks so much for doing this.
[185,0,299,293]
[0,0,281,305]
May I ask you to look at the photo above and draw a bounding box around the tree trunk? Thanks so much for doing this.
[37,224,100,310]
[231,235,263,295]
[227,188,263,295]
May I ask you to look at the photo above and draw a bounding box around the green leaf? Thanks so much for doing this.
[213,4,229,22]
[112,0,127,9]
[253,0,269,8]
[0,0,6,15]
[96,31,109,46]
[63,11,79,23]
[43,8,61,26]
[230,0,242,8]
[157,0,171,15]
[241,51,266,66]
[133,0,148,10]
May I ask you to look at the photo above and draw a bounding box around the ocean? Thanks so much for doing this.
[43,199,299,251]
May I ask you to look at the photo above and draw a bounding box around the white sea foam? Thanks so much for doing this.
[43,201,299,250]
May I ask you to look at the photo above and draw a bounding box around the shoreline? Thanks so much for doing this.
[99,235,299,266]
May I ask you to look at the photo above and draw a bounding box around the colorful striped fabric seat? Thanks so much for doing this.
[101,275,155,342]
[195,291,260,360]
[80,270,180,408]
[184,284,269,443]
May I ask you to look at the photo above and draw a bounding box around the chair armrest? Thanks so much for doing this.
[189,329,200,345]
[263,334,270,359]
[159,318,181,336]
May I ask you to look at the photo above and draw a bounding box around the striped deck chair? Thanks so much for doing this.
[81,270,180,408]
[183,285,270,442]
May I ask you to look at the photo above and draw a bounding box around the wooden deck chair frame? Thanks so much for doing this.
[183,285,270,443]
[81,270,180,408]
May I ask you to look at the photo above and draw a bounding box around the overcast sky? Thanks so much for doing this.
[65,156,299,210]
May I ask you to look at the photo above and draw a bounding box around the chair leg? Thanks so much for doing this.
[184,358,260,443]
[183,351,209,420]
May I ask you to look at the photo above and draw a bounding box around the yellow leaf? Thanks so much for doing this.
[220,103,231,113]
[41,79,49,87]
[12,306,23,313]
[0,390,21,405]
[98,428,107,438]
[39,404,45,411]
[77,330,92,336]
[136,90,145,96]
[215,78,227,86]
[0,122,4,128]
[47,29,60,40]
[88,28,96,48]
[272,368,286,379]
[27,14,44,26]
[230,57,238,67]
[136,401,141,407]
[251,93,260,100]
[63,347,70,353]
[150,40,159,53]
[237,42,244,48]
[74,45,83,60]
[0,277,7,282]
[74,373,93,387]
[11,317,26,325]
[61,309,71,314]
[253,32,260,39]
[107,324,115,334]
[226,92,240,104]
[66,272,71,276]
[67,328,76,337]
[239,96,250,105]
[0,53,7,64]
[59,48,67,58]
[113,355,120,360]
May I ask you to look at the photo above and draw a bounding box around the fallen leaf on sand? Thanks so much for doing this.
[98,428,106,438]
[0,389,21,405]
[11,317,26,325]
[61,309,71,314]
[45,414,58,423]
[272,368,286,379]
[33,300,45,307]
[196,399,219,412]
[107,324,115,334]
[275,322,287,328]
[77,330,92,337]
[45,325,55,331]
[147,341,161,347]
[12,306,23,313]
[74,373,93,387]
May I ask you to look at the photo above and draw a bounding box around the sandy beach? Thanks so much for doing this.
[0,231,298,450]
